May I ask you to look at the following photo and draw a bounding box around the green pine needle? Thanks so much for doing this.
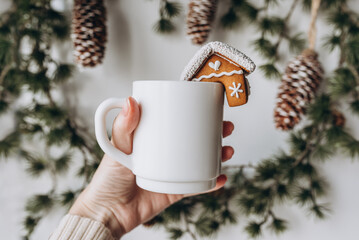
[344,36,359,65]
[168,228,183,240]
[220,8,240,29]
[221,209,237,224]
[288,33,306,54]
[25,194,54,213]
[252,38,277,59]
[53,64,74,83]
[195,216,219,237]
[0,38,12,63]
[245,221,262,238]
[327,8,351,28]
[46,127,70,146]
[310,178,328,197]
[297,163,317,178]
[0,100,8,113]
[52,24,70,40]
[255,159,279,181]
[242,3,259,22]
[323,34,341,52]
[153,18,175,34]
[270,218,287,234]
[259,63,281,79]
[310,204,329,219]
[163,1,182,18]
[307,95,332,124]
[311,144,334,161]
[276,184,289,200]
[25,156,47,177]
[258,17,285,36]
[350,100,359,115]
[329,68,356,97]
[341,137,359,158]
[325,126,350,143]
[289,132,307,155]
[295,188,312,205]
[54,153,72,174]
[0,132,20,158]
[23,216,40,235]
[61,190,76,206]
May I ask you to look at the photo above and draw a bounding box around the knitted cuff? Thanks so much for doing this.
[49,214,114,240]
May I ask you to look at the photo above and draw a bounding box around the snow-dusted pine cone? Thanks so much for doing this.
[72,0,107,67]
[274,49,324,130]
[186,0,218,45]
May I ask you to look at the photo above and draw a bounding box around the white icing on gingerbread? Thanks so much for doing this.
[208,60,221,71]
[180,41,256,82]
[229,82,243,98]
[192,69,243,82]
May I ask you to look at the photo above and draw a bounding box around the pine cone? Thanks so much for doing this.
[332,109,346,127]
[72,0,107,67]
[274,49,324,130]
[186,0,218,45]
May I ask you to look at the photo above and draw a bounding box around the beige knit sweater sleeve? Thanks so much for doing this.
[49,214,115,240]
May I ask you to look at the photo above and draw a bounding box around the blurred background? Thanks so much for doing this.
[0,0,359,239]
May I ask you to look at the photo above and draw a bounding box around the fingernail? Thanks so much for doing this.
[122,98,130,116]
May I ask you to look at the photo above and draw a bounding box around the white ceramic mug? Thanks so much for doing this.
[95,80,224,194]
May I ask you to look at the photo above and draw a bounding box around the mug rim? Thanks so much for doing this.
[133,80,222,86]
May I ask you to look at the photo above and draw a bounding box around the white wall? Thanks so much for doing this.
[1,0,359,239]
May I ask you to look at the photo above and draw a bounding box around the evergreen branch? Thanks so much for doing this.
[273,0,300,53]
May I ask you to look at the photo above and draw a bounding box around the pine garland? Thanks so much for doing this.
[0,0,358,240]
[0,1,101,238]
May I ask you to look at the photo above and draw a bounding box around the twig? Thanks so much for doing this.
[274,0,300,52]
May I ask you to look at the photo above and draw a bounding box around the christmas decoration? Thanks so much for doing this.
[186,0,218,45]
[274,49,324,130]
[0,0,358,240]
[72,0,107,67]
[274,0,324,130]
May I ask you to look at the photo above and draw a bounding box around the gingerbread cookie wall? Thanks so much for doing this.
[181,42,255,107]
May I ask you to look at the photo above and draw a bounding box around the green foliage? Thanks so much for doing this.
[252,38,277,59]
[162,1,181,18]
[153,19,175,34]
[25,194,54,213]
[220,8,240,29]
[288,33,306,53]
[220,0,259,28]
[258,17,285,36]
[23,216,40,235]
[25,155,47,177]
[259,63,281,79]
[60,190,77,206]
[0,1,101,238]
[169,228,183,239]
[54,153,72,174]
[194,216,219,237]
[0,132,19,158]
[245,221,262,238]
[53,64,74,83]
[329,68,356,97]
[270,218,287,234]
[153,0,182,34]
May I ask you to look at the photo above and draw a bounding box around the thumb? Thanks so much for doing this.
[111,97,140,155]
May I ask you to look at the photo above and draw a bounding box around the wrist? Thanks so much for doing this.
[69,188,125,239]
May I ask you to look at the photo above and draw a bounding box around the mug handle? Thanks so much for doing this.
[95,98,132,170]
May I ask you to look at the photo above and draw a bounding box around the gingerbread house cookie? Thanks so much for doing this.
[181,41,256,107]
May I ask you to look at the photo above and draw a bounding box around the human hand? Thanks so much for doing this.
[69,97,235,239]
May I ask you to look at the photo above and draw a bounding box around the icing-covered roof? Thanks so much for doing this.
[180,41,256,81]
